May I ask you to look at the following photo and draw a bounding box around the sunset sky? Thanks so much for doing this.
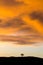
[0,0,43,58]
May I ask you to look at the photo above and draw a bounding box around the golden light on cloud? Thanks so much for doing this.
[0,0,43,45]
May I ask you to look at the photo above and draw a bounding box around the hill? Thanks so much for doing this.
[0,56,43,64]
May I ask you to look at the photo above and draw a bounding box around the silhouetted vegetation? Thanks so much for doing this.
[21,53,24,57]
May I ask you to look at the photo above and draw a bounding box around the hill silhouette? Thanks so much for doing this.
[0,56,43,64]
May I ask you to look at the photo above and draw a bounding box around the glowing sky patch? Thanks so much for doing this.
[0,0,43,57]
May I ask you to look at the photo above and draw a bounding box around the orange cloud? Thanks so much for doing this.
[0,0,25,6]
[0,0,43,45]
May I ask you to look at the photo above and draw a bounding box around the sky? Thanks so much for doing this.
[0,0,43,58]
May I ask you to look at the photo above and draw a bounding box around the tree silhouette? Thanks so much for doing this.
[21,53,24,57]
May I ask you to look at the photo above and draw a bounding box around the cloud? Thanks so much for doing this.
[19,26,37,33]
[0,18,25,28]
[0,25,43,45]
[0,0,25,6]
[0,0,43,46]
[8,18,25,28]
[14,26,43,45]
[0,10,43,45]
[29,11,43,24]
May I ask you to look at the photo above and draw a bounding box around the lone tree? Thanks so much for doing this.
[21,53,24,57]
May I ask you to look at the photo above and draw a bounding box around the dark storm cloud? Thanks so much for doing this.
[0,18,25,28]
[0,0,25,6]
[29,11,43,24]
